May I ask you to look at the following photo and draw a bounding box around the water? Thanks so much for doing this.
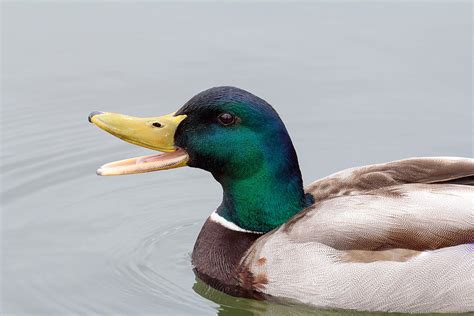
[1,2,471,315]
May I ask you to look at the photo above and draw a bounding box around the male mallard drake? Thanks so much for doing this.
[89,86,474,313]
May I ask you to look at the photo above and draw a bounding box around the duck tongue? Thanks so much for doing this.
[96,148,189,176]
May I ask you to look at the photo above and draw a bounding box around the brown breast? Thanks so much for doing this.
[191,217,264,299]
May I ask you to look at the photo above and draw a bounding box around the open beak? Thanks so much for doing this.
[88,111,188,176]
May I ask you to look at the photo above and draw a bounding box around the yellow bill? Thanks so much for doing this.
[89,111,188,176]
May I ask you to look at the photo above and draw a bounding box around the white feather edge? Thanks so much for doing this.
[210,210,264,234]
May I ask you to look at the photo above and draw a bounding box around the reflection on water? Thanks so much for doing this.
[192,278,459,316]
[2,2,471,315]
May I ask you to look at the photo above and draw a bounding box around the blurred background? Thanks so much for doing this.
[1,2,472,315]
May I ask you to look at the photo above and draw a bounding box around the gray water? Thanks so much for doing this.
[1,2,472,315]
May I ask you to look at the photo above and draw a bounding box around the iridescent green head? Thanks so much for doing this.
[90,86,314,233]
[174,87,313,232]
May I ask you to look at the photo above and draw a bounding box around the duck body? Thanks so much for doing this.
[90,87,474,313]
[192,157,474,313]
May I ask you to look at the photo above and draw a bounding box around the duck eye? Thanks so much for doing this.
[218,113,236,126]
[152,122,162,128]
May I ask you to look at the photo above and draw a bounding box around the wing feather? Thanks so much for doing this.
[282,157,474,251]
[285,183,473,250]
[306,157,474,201]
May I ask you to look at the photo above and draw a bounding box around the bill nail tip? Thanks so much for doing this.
[88,111,104,123]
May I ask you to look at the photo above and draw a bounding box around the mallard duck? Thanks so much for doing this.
[89,86,473,313]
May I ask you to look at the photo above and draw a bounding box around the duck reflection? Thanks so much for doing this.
[191,277,413,316]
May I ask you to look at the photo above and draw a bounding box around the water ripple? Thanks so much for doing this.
[106,217,213,313]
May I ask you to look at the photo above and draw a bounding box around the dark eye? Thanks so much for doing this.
[152,122,162,128]
[217,113,236,126]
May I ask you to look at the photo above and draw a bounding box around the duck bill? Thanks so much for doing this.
[89,111,188,176]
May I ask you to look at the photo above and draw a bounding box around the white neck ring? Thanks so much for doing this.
[209,211,264,234]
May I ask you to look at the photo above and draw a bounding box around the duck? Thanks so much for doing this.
[89,86,474,313]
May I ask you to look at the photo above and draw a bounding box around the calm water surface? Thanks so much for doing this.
[1,3,472,315]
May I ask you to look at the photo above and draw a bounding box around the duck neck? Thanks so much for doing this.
[215,151,314,233]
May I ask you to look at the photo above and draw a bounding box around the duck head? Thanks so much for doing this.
[90,86,313,232]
